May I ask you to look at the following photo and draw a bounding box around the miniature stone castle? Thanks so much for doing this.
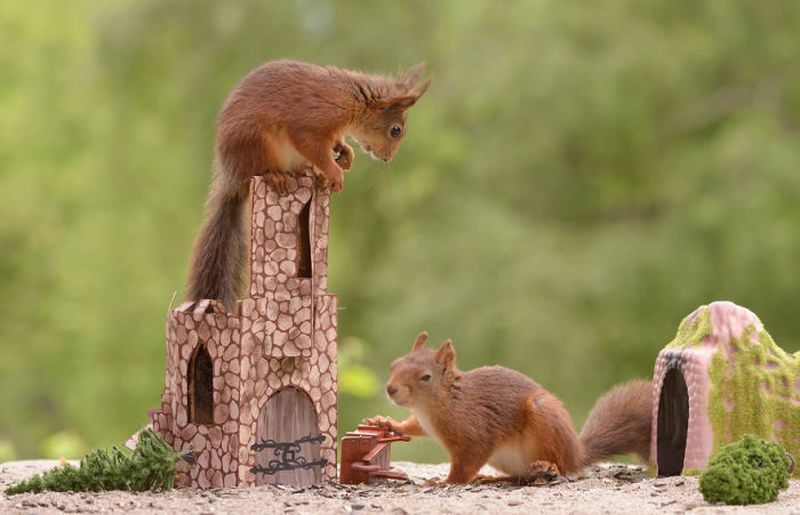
[652,301,799,477]
[146,173,338,488]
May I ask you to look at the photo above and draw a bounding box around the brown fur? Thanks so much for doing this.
[579,379,653,466]
[186,60,431,310]
[365,334,652,484]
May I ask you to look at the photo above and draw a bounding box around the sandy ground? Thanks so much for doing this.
[1,460,799,514]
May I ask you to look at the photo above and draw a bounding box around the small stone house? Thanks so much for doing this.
[147,173,338,488]
[652,301,799,477]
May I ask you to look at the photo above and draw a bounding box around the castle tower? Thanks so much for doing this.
[147,172,338,488]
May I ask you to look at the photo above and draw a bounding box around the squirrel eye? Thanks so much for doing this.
[389,125,402,139]
[420,374,432,382]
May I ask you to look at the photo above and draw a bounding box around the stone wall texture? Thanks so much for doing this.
[148,173,338,488]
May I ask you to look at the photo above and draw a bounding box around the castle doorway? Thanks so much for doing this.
[253,386,325,486]
[657,367,689,476]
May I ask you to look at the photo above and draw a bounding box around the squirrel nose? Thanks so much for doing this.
[386,385,398,396]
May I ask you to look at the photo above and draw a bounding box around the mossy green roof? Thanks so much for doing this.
[666,305,712,349]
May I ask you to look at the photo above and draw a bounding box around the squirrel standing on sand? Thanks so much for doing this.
[187,60,431,310]
[364,332,652,484]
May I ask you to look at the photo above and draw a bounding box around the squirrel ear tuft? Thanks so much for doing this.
[412,331,429,351]
[410,76,432,99]
[386,78,431,112]
[435,339,456,366]
[398,62,426,88]
[387,95,418,111]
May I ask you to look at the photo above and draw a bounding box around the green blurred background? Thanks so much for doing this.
[2,0,800,464]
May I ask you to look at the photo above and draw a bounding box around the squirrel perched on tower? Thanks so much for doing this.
[364,332,652,484]
[187,59,431,310]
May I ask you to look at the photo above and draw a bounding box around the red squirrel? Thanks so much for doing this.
[187,60,431,310]
[364,332,652,484]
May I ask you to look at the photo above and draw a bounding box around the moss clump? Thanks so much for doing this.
[665,305,712,349]
[699,435,790,505]
[5,430,191,495]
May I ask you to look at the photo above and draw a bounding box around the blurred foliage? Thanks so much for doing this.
[1,0,800,465]
[339,337,381,398]
[41,432,87,460]
[0,440,17,463]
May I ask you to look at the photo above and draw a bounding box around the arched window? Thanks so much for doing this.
[188,344,213,424]
[297,200,312,278]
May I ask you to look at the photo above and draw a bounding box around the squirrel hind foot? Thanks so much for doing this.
[510,461,561,486]
[474,474,517,485]
[474,462,560,486]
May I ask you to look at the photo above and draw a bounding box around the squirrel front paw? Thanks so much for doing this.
[264,172,289,194]
[333,140,353,171]
[326,169,344,193]
[362,415,400,432]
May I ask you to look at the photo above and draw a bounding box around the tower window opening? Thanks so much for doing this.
[297,200,312,278]
[188,344,214,424]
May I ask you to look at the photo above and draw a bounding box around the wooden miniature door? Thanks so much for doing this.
[253,387,325,487]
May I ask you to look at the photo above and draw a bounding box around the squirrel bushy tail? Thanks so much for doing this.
[186,163,248,311]
[579,379,652,467]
